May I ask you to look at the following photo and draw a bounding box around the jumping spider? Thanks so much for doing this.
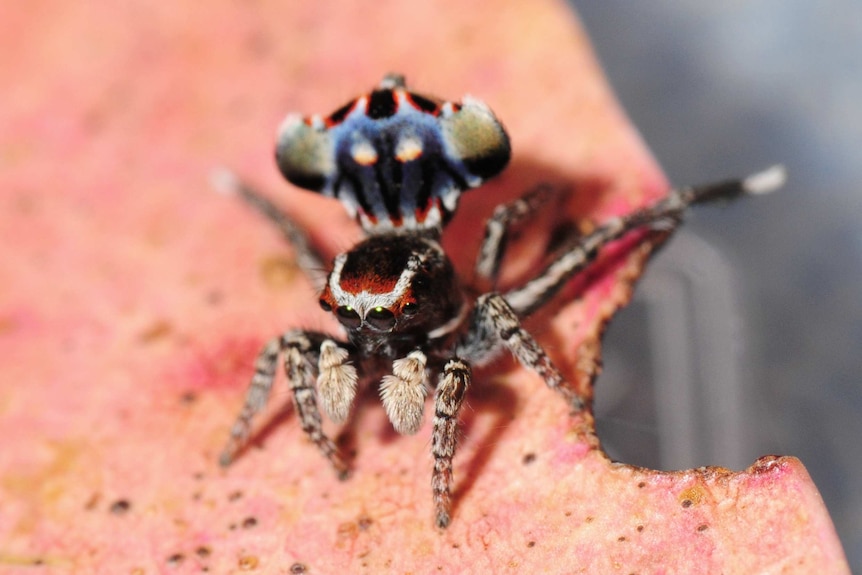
[217,74,783,528]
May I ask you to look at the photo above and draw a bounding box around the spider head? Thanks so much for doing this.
[318,235,463,349]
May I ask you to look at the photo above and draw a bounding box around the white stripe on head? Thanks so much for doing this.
[327,239,443,316]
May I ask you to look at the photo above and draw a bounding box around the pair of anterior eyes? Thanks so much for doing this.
[318,300,419,330]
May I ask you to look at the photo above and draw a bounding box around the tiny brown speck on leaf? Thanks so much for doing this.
[242,516,258,529]
[698,524,709,532]
[109,499,131,515]
[681,499,693,508]
[196,546,212,558]
[137,319,173,344]
[166,553,184,566]
[289,563,307,574]
[84,492,101,511]
[522,452,536,465]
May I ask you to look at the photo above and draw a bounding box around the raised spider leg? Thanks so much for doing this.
[211,168,328,287]
[431,358,471,528]
[461,293,585,412]
[474,184,557,285]
[504,166,785,317]
[219,330,350,478]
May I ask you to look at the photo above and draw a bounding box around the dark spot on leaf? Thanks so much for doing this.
[290,563,307,574]
[522,452,536,465]
[358,515,373,531]
[167,553,184,567]
[618,536,626,542]
[527,541,536,548]
[637,482,646,488]
[180,390,198,405]
[109,499,131,515]
[242,516,258,529]
[637,525,644,532]
[196,546,212,558]
[681,499,693,508]
[697,524,709,532]
[585,516,594,523]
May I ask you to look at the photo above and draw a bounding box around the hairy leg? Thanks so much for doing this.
[461,293,585,412]
[431,358,471,528]
[504,166,784,317]
[220,330,350,478]
[474,184,557,285]
[212,169,328,287]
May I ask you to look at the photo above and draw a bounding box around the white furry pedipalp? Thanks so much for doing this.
[380,350,429,435]
[317,340,359,423]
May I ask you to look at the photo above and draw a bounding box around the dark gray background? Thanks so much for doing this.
[569,2,862,568]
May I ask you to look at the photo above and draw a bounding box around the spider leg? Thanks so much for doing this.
[474,183,557,285]
[219,337,281,467]
[431,358,471,528]
[504,166,785,317]
[461,293,585,412]
[211,168,328,286]
[284,332,350,478]
[219,330,350,478]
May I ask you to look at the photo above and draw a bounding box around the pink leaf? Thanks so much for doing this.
[0,0,848,573]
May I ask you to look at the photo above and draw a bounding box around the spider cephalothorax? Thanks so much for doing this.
[318,234,463,356]
[217,74,784,528]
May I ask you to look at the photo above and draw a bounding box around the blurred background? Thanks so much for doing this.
[569,2,862,568]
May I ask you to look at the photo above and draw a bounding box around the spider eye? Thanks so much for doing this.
[401,302,419,316]
[319,299,332,312]
[335,306,361,329]
[366,306,396,330]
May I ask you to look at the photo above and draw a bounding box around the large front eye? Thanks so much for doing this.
[335,306,361,329]
[366,306,396,330]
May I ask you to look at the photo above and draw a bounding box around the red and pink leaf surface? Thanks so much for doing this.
[0,1,849,573]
